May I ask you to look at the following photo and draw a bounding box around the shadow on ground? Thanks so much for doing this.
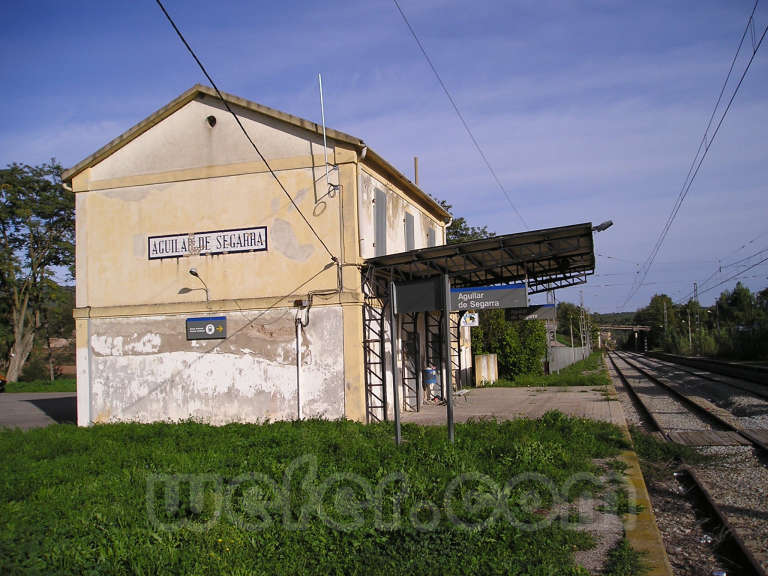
[25,397,76,424]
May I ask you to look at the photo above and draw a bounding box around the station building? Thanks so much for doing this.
[65,85,595,427]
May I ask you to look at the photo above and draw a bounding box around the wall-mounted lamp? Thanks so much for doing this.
[187,267,209,301]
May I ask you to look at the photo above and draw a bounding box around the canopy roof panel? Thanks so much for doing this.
[364,222,595,294]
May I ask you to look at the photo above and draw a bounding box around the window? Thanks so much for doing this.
[405,213,415,251]
[375,188,387,256]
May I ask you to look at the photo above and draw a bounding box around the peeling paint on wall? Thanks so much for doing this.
[271,218,314,261]
[87,305,344,424]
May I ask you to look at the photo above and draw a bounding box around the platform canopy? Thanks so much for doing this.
[364,222,595,294]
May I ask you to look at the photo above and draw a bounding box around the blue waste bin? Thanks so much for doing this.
[423,368,438,399]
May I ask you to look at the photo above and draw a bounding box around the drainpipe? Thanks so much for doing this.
[295,309,303,420]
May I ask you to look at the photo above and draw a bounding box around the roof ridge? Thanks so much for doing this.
[62,85,449,221]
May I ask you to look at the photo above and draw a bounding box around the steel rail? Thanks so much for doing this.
[614,351,768,455]
[637,352,768,402]
[674,466,766,576]
[607,352,767,576]
[606,352,667,437]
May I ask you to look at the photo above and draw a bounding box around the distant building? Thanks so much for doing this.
[64,85,450,426]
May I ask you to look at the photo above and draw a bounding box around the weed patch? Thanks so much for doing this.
[602,538,648,576]
[0,413,627,575]
[629,426,707,482]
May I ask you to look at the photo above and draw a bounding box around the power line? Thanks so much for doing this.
[687,230,768,297]
[154,0,337,262]
[678,244,768,302]
[695,255,768,299]
[720,228,768,261]
[722,245,768,271]
[598,253,641,265]
[391,0,529,230]
[622,1,765,309]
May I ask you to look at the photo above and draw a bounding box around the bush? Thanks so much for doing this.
[491,351,609,387]
[472,311,548,379]
[19,354,50,381]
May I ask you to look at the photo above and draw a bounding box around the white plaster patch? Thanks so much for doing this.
[91,335,124,356]
[88,306,344,425]
[123,333,162,354]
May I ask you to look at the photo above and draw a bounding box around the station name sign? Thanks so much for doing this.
[450,283,528,311]
[148,226,267,260]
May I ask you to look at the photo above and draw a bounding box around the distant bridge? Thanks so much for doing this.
[598,325,651,332]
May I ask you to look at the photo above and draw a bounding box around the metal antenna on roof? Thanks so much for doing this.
[318,73,338,198]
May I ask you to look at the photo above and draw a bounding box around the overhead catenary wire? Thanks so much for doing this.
[720,228,768,261]
[693,255,768,300]
[677,244,768,303]
[683,232,768,299]
[598,253,641,265]
[622,1,765,309]
[154,0,337,262]
[392,0,529,231]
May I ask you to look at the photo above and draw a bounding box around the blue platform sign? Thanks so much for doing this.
[186,316,227,340]
[450,283,528,311]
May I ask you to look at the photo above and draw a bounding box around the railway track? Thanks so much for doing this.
[616,351,768,452]
[641,353,768,404]
[607,350,768,576]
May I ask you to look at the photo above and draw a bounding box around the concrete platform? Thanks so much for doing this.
[401,386,627,426]
[0,392,77,430]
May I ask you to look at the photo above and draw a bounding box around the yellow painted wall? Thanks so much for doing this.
[73,92,446,425]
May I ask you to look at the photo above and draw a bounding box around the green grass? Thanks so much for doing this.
[2,378,76,393]
[629,426,704,464]
[602,538,648,576]
[628,426,707,483]
[555,333,572,347]
[491,352,611,388]
[0,412,629,575]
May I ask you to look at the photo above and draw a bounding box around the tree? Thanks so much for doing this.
[556,302,581,344]
[436,199,495,244]
[0,161,74,381]
[633,294,675,350]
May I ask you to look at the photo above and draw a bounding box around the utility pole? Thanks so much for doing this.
[663,300,668,345]
[687,305,693,354]
[579,291,586,350]
[694,282,700,355]
[715,301,720,332]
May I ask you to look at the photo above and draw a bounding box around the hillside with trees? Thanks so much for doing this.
[624,283,768,360]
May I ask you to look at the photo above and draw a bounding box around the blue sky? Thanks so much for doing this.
[1,0,766,313]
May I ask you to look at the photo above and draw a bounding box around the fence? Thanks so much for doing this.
[549,346,590,373]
